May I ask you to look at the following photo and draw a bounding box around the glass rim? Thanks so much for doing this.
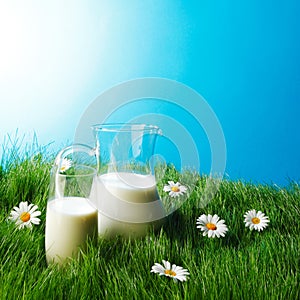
[91,123,161,133]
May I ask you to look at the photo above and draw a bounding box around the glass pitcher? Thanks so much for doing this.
[89,123,166,237]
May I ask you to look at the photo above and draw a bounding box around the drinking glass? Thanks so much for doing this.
[45,144,98,265]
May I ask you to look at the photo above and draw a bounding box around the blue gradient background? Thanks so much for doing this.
[0,1,299,186]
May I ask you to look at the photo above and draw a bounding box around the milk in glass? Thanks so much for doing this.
[45,197,98,264]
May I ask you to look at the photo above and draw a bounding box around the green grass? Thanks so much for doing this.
[0,141,299,299]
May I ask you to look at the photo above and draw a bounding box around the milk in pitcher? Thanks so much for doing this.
[91,172,166,237]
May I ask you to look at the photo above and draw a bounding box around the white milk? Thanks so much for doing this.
[45,197,98,265]
[90,172,166,237]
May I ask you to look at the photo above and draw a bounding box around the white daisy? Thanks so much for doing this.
[58,158,72,173]
[244,209,270,231]
[9,201,41,229]
[196,214,228,238]
[151,260,189,282]
[163,181,187,197]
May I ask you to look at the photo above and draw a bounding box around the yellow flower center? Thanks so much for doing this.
[20,212,30,222]
[165,269,176,277]
[252,217,260,224]
[206,223,217,230]
[171,186,180,192]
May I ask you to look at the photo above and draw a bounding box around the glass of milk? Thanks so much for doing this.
[45,144,98,265]
[91,123,166,237]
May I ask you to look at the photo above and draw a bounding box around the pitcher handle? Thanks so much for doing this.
[54,144,96,174]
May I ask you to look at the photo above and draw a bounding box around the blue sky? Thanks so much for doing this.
[0,1,299,186]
